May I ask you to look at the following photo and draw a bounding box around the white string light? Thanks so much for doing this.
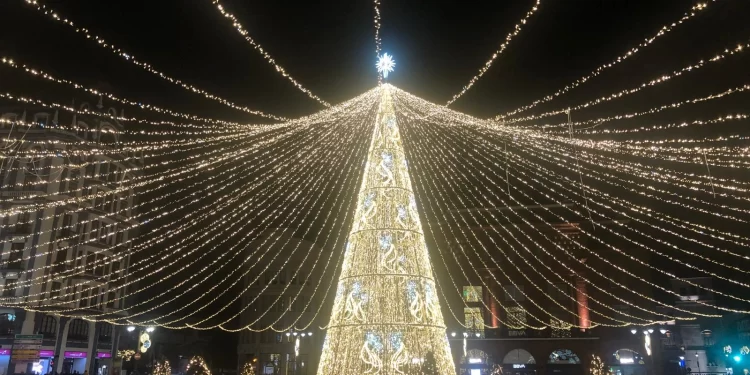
[497,1,717,119]
[22,0,287,120]
[210,0,331,107]
[446,0,542,106]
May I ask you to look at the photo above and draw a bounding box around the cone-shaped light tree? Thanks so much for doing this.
[317,85,456,374]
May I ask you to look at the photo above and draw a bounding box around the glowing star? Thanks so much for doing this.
[376,53,396,79]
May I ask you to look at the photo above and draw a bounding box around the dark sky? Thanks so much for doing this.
[2,0,749,122]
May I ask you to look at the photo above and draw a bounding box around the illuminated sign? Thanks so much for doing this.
[65,351,86,358]
[513,364,526,369]
[620,358,634,364]
[469,358,482,364]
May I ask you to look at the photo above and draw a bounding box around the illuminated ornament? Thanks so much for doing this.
[317,85,455,374]
[376,53,396,79]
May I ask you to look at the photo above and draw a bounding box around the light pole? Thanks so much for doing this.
[283,330,314,375]
[124,326,155,375]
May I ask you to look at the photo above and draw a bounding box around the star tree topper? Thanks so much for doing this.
[376,53,395,79]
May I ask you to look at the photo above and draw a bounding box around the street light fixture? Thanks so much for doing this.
[146,327,155,333]
[127,326,136,332]
[648,329,654,334]
[660,329,667,334]
[630,329,637,334]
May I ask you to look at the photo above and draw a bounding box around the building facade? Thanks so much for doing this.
[237,230,326,375]
[0,102,141,375]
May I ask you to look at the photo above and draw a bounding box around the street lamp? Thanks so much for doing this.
[127,326,136,332]
[631,329,637,334]
[659,329,667,335]
[146,327,155,333]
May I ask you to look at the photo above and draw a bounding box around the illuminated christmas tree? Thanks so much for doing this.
[240,362,256,375]
[316,85,456,374]
[153,360,171,375]
[186,356,212,375]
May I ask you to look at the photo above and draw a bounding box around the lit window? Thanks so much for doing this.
[463,286,482,302]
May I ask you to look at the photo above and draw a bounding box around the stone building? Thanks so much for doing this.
[0,102,141,375]
[237,230,327,375]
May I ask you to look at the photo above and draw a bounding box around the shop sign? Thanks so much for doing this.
[64,351,87,358]
[513,364,527,369]
[98,352,112,359]
[0,349,9,355]
[508,330,527,337]
[12,334,42,362]
[39,350,54,357]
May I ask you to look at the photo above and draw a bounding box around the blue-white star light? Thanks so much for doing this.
[376,53,395,79]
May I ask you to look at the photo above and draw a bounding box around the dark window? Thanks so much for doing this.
[60,168,70,193]
[98,163,107,180]
[54,249,68,272]
[89,287,99,307]
[39,316,57,338]
[85,252,95,274]
[0,313,16,336]
[94,254,105,276]
[503,285,525,301]
[61,214,73,236]
[79,290,88,307]
[49,281,62,298]
[91,221,100,241]
[68,319,88,341]
[9,243,24,268]
[106,292,116,308]
[99,323,113,341]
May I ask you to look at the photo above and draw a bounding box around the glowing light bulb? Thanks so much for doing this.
[376,53,395,79]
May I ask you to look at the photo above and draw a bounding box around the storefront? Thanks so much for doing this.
[36,350,55,375]
[547,349,583,375]
[96,352,112,375]
[460,349,491,375]
[0,349,54,375]
[503,349,538,375]
[64,351,88,373]
[0,349,10,375]
[503,363,539,375]
[609,349,647,375]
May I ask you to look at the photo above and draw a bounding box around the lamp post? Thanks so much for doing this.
[284,330,314,375]
[124,326,155,375]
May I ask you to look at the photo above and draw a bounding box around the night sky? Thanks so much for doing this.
[2,1,749,121]
[2,0,750,367]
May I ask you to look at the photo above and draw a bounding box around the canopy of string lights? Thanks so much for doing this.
[1,1,749,374]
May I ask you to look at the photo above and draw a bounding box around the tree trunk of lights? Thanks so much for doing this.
[316,85,456,374]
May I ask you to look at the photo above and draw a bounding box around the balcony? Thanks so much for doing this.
[68,270,107,285]
[0,190,46,199]
[0,261,25,275]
